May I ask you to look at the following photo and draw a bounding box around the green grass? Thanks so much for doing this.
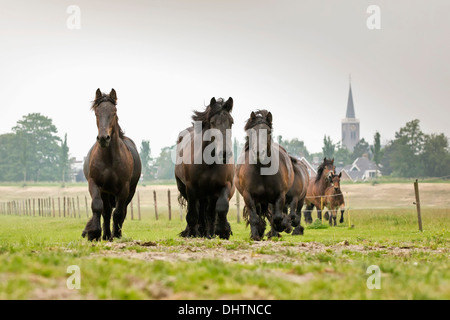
[0,207,449,300]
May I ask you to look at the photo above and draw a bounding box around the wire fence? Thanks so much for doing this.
[1,180,449,232]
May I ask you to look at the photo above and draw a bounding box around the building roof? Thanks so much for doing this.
[341,156,380,182]
[345,84,356,119]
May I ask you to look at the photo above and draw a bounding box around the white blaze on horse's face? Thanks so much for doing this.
[95,102,117,148]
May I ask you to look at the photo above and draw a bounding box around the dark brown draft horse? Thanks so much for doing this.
[303,158,335,224]
[82,88,142,241]
[175,97,235,239]
[235,110,294,240]
[284,155,309,235]
[323,172,345,226]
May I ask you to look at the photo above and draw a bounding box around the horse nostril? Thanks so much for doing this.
[106,135,111,141]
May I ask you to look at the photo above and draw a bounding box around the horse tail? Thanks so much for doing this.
[178,193,187,208]
[243,205,250,227]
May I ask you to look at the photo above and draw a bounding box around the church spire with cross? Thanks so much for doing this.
[341,76,360,152]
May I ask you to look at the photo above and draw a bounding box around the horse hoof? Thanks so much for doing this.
[250,233,261,241]
[86,229,101,241]
[292,226,304,236]
[273,216,285,232]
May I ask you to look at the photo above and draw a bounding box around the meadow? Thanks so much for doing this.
[0,182,449,300]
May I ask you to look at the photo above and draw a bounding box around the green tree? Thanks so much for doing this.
[334,142,352,167]
[381,119,425,177]
[421,133,450,177]
[282,138,310,159]
[352,138,370,159]
[154,145,175,180]
[395,119,424,155]
[60,133,70,184]
[11,113,62,182]
[322,135,335,159]
[140,140,154,180]
[0,133,22,181]
[370,131,382,167]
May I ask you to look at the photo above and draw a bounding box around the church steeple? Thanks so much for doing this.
[341,76,360,152]
[346,84,356,119]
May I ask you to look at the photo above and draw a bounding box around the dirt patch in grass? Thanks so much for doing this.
[92,239,448,264]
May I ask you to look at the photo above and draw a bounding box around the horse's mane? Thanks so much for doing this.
[244,110,272,131]
[244,110,273,151]
[315,158,334,182]
[192,98,231,127]
[90,93,125,139]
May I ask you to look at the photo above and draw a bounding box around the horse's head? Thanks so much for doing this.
[316,157,335,183]
[330,172,342,191]
[245,110,273,164]
[91,88,118,148]
[192,97,234,163]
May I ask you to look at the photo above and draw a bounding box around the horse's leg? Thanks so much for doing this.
[180,188,200,237]
[101,193,113,241]
[303,202,314,224]
[82,180,103,241]
[272,193,289,233]
[112,184,130,239]
[214,185,232,240]
[324,209,330,221]
[265,203,281,239]
[328,208,333,226]
[292,198,305,235]
[340,204,345,224]
[288,197,300,228]
[199,199,209,237]
[333,208,337,226]
[243,191,263,241]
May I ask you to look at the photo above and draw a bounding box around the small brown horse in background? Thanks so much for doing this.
[175,97,235,239]
[323,172,345,226]
[303,158,335,223]
[82,89,142,241]
[284,155,309,235]
[235,110,294,240]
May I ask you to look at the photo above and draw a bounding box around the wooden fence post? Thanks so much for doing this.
[85,196,89,218]
[168,189,172,221]
[77,196,80,219]
[137,192,141,220]
[153,190,158,220]
[414,179,423,232]
[236,193,240,223]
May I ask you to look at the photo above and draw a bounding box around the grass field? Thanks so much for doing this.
[0,182,449,300]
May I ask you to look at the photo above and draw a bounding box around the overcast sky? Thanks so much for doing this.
[1,0,449,160]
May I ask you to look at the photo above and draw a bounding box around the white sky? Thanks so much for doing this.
[1,0,449,160]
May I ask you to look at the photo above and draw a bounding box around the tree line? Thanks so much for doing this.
[1,114,449,182]
[0,113,70,183]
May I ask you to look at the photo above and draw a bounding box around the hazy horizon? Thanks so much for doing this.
[1,1,449,160]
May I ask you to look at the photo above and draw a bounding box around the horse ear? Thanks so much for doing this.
[210,97,216,106]
[266,112,273,125]
[224,97,233,113]
[110,89,117,101]
[250,111,256,119]
[95,88,102,100]
[331,158,335,164]
[339,172,342,178]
